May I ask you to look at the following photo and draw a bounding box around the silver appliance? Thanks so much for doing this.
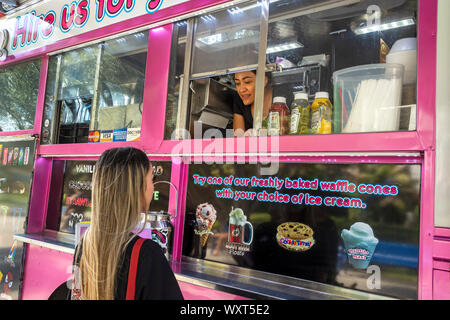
[190,78,234,129]
[145,181,178,261]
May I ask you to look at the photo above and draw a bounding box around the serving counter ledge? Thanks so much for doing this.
[14,231,75,255]
[12,234,398,300]
[172,257,395,300]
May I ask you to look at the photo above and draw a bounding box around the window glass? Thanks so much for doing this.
[183,162,421,299]
[191,1,262,78]
[0,60,41,132]
[169,0,418,139]
[165,21,187,140]
[59,47,98,101]
[41,31,149,144]
[41,58,58,143]
[0,140,36,300]
[263,0,418,136]
[96,32,148,131]
[54,160,172,234]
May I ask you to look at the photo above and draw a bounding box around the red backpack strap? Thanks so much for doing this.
[126,238,146,300]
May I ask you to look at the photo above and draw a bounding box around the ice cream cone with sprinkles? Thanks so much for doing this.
[195,203,217,247]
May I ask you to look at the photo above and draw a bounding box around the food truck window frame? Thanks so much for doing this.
[41,31,150,146]
[173,0,270,139]
[0,0,434,156]
[0,0,437,300]
[28,22,175,157]
[25,155,182,246]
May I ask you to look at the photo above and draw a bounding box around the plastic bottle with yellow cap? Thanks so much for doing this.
[310,92,333,134]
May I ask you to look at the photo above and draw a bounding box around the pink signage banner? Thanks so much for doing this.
[0,0,189,59]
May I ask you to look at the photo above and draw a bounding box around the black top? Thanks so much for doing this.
[232,93,253,131]
[73,236,184,300]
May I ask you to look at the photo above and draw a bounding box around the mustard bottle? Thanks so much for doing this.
[310,92,333,134]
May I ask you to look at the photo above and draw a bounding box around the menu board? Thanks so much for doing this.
[59,160,172,234]
[183,162,421,299]
[0,140,36,300]
[59,161,95,234]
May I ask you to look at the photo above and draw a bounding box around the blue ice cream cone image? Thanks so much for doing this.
[341,222,378,269]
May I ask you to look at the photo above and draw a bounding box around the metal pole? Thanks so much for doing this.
[253,0,270,136]
[175,18,195,139]
[49,55,62,144]
[90,43,104,132]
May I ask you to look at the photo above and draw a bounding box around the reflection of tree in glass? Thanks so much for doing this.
[351,165,420,243]
[58,46,98,99]
[59,47,97,97]
[43,59,58,122]
[0,61,41,131]
[98,49,146,109]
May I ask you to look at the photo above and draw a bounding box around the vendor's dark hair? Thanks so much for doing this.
[248,70,272,87]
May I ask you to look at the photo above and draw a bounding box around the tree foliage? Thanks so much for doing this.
[0,60,41,131]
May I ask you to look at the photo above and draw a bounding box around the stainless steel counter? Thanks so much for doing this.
[14,233,394,300]
[14,231,75,254]
[172,256,394,300]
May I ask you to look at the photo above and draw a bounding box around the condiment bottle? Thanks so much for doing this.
[268,97,290,136]
[290,92,310,135]
[310,92,333,134]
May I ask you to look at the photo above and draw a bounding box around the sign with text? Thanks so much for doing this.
[59,161,95,234]
[183,162,421,299]
[59,160,172,234]
[0,0,189,57]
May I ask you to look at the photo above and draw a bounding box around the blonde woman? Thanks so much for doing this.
[71,147,183,300]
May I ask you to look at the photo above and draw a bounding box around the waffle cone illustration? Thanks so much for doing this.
[195,203,217,247]
[199,232,211,247]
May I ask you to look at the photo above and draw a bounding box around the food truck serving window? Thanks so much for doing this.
[41,31,149,145]
[183,162,421,299]
[0,60,41,133]
[168,0,418,139]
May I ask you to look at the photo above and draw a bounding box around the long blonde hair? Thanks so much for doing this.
[77,147,151,300]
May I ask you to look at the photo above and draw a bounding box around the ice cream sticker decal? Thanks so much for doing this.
[341,222,379,269]
[151,229,168,257]
[225,207,253,256]
[4,241,18,268]
[276,222,315,252]
[194,203,217,247]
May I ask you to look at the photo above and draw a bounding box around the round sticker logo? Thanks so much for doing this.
[88,131,100,143]
[4,272,13,294]
[276,222,315,252]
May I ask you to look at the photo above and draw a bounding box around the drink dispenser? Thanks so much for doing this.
[141,180,178,261]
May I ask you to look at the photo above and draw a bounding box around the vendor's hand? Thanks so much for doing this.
[234,128,256,137]
[244,129,254,137]
[234,129,245,137]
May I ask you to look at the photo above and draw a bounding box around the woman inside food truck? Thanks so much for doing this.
[233,71,273,137]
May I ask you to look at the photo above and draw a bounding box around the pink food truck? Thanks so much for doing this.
[0,0,448,300]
